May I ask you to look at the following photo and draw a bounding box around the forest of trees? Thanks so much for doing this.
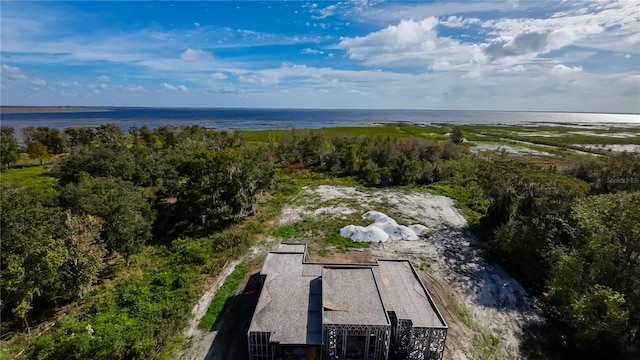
[1,124,638,359]
[0,125,274,358]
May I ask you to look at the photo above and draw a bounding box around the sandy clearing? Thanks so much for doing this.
[470,143,553,156]
[280,185,541,359]
[280,185,468,229]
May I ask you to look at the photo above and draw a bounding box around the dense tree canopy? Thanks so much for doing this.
[60,177,154,263]
[1,126,19,168]
[275,131,468,186]
[175,147,273,228]
[547,192,640,357]
[22,126,67,155]
[0,184,108,328]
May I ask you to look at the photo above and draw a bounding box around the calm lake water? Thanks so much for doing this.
[1,108,639,132]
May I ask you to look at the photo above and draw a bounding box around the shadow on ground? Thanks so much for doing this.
[519,318,572,360]
[205,273,263,360]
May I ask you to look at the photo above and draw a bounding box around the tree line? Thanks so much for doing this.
[1,124,274,358]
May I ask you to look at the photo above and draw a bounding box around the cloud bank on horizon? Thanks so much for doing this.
[1,0,638,113]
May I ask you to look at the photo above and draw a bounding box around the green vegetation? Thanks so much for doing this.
[33,262,197,359]
[60,177,155,264]
[448,123,640,156]
[2,122,639,360]
[1,124,274,359]
[424,182,489,225]
[242,123,450,143]
[472,333,501,360]
[273,216,371,251]
[1,126,20,168]
[0,166,58,191]
[198,262,249,331]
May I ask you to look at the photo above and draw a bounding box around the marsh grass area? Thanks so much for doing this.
[1,123,638,360]
[246,123,639,159]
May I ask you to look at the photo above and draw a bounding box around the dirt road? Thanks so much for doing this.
[179,261,239,360]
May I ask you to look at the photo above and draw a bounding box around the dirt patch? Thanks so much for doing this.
[279,185,468,230]
[420,271,476,360]
[309,248,374,264]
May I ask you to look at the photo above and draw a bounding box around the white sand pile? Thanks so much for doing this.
[340,211,428,243]
[340,225,390,242]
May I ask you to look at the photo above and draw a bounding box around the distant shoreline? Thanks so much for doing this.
[1,107,637,131]
[0,105,638,116]
[0,106,112,114]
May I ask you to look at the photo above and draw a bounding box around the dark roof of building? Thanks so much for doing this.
[374,260,447,328]
[248,252,322,344]
[248,243,446,344]
[322,267,389,326]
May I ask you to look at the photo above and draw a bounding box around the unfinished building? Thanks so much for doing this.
[248,243,448,360]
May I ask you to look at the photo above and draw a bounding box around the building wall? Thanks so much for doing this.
[322,324,390,360]
[386,312,448,360]
[408,327,447,360]
[248,331,274,360]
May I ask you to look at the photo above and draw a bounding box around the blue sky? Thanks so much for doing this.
[1,0,638,112]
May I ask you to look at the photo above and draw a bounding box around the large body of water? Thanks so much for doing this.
[1,108,639,132]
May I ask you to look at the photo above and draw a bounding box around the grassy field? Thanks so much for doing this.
[198,262,249,330]
[0,166,58,190]
[272,215,371,251]
[242,123,451,143]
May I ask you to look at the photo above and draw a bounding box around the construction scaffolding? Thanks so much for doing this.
[322,324,390,360]
[248,331,274,359]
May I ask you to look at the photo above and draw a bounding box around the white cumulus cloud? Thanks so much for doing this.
[98,75,111,82]
[483,25,603,62]
[302,48,325,55]
[1,64,28,80]
[551,64,583,76]
[311,4,337,19]
[161,82,188,91]
[339,17,440,58]
[440,16,481,28]
[210,73,228,80]
[181,48,213,61]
